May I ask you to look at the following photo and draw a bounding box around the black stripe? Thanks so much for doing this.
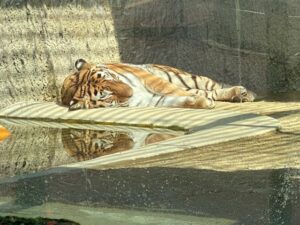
[116,65,173,89]
[156,65,191,89]
[192,75,199,89]
[155,95,164,106]
[211,82,216,90]
[213,90,217,100]
[174,72,191,89]
[160,97,166,106]
[76,70,92,99]
[148,93,157,107]
[152,65,173,82]
[205,81,209,90]
[163,71,173,83]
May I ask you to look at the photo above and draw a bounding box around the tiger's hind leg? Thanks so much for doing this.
[187,86,255,102]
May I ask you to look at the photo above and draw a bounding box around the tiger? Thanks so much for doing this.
[61,128,178,161]
[61,59,255,111]
[61,129,134,161]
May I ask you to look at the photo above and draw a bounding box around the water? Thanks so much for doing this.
[0,119,182,178]
[0,116,299,225]
[0,167,298,225]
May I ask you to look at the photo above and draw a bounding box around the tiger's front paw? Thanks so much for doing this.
[68,96,90,111]
[69,100,85,111]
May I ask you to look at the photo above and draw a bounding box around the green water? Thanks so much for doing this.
[0,167,299,225]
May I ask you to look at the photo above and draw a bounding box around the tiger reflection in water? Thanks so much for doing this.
[61,129,176,161]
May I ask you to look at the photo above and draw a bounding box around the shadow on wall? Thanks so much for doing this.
[107,0,300,94]
[0,167,299,225]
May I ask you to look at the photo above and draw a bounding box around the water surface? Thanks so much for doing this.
[0,167,298,225]
[0,118,182,178]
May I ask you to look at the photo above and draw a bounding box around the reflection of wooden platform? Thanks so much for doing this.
[108,101,300,171]
[0,102,279,169]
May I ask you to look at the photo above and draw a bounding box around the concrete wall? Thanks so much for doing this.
[0,0,299,108]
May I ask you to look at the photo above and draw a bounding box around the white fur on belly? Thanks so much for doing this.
[117,72,154,106]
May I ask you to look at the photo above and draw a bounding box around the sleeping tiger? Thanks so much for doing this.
[61,129,134,161]
[61,128,177,161]
[61,59,255,110]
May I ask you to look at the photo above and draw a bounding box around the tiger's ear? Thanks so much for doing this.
[75,58,88,71]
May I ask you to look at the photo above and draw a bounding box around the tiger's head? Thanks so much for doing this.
[61,59,95,107]
[61,59,129,110]
[61,129,134,161]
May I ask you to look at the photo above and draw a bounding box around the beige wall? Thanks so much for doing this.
[0,1,120,108]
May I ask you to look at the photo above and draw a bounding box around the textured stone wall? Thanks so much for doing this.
[0,0,120,108]
[0,0,299,109]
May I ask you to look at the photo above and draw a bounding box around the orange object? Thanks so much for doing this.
[0,126,11,141]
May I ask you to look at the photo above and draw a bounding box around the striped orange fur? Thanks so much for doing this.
[61,59,255,110]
